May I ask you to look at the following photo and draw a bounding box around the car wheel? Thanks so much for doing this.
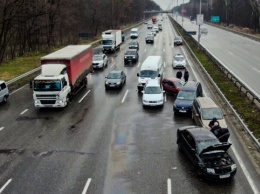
[191,112,194,120]
[178,142,183,152]
[3,96,7,103]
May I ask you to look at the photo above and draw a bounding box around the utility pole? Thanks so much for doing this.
[181,0,184,30]
[197,0,201,50]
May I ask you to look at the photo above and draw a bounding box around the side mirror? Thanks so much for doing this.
[137,73,139,77]
[158,74,161,77]
[141,91,144,94]
[195,113,199,117]
[64,81,67,86]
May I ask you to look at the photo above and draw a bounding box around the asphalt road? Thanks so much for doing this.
[0,15,259,194]
[174,15,260,99]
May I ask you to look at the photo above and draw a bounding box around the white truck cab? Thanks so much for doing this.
[130,28,139,39]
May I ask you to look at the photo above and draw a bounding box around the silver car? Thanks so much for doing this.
[105,70,126,90]
[0,80,9,103]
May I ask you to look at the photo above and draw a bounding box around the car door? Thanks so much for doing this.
[0,83,3,102]
[121,72,126,83]
[181,131,197,164]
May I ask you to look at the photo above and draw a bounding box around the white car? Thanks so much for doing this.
[0,80,9,104]
[146,32,153,37]
[151,29,156,36]
[172,54,186,69]
[153,27,159,33]
[142,79,165,107]
[92,54,108,69]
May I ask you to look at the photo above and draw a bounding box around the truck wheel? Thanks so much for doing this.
[65,95,70,107]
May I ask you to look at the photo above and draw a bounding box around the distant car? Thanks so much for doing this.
[158,24,162,31]
[129,40,139,50]
[0,80,9,104]
[172,54,186,69]
[153,27,159,33]
[200,28,208,34]
[142,79,164,108]
[146,35,154,44]
[146,32,153,37]
[161,78,185,94]
[151,29,156,36]
[92,54,108,69]
[147,24,153,29]
[174,36,183,46]
[124,49,139,64]
[177,126,237,180]
[105,70,126,90]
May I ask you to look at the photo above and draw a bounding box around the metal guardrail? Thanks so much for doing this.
[170,16,260,151]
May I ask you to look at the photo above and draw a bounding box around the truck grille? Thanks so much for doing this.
[40,100,56,105]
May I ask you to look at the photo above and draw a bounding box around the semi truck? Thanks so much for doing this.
[152,16,157,24]
[33,45,93,108]
[102,30,122,53]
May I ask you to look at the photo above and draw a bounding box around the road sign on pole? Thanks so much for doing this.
[210,16,220,22]
[196,14,204,25]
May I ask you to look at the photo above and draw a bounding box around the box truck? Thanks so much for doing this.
[152,16,157,24]
[102,30,122,53]
[33,45,93,108]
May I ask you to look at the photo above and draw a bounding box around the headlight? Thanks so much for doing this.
[105,81,108,84]
[116,82,121,85]
[231,164,236,171]
[124,56,127,58]
[173,104,176,108]
[206,168,215,174]
[158,99,164,102]
[143,100,148,103]
[35,100,39,104]
[59,100,63,103]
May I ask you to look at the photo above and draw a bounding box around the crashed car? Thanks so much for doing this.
[177,126,237,180]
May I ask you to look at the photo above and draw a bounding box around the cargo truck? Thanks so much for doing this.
[152,16,157,24]
[102,30,122,53]
[33,45,93,108]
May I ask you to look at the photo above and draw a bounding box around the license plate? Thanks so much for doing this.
[179,110,186,113]
[220,174,230,179]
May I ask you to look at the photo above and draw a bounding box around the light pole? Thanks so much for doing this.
[181,0,184,30]
[197,0,201,50]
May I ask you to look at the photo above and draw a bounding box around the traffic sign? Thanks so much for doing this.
[185,31,197,35]
[210,16,220,22]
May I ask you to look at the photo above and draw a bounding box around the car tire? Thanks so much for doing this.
[178,142,183,152]
[3,96,7,103]
[191,112,195,120]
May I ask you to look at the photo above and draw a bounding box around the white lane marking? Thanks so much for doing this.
[228,51,234,56]
[10,84,28,95]
[78,90,91,103]
[230,140,259,194]
[164,95,167,102]
[121,89,129,103]
[20,109,28,115]
[144,49,147,53]
[0,179,12,193]
[110,63,116,68]
[81,178,91,194]
[137,62,141,68]
[0,127,4,131]
[163,49,165,52]
[167,178,172,194]
[164,62,166,68]
[252,67,260,73]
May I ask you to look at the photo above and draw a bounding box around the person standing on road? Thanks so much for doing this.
[176,70,182,79]
[184,68,189,82]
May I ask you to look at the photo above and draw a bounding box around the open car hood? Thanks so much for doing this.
[200,143,231,156]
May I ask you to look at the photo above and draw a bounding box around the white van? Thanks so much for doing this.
[0,80,9,104]
[130,28,139,39]
[137,56,163,91]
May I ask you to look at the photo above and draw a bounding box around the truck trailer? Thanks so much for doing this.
[152,16,157,24]
[33,45,93,108]
[102,30,122,53]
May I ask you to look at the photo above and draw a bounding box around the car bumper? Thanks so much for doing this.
[173,64,186,68]
[143,101,164,107]
[105,83,122,89]
[173,107,192,114]
[201,169,237,181]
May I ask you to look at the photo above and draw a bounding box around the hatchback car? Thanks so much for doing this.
[105,71,126,89]
[161,78,184,94]
[0,81,9,104]
[172,54,186,69]
[129,40,139,50]
[177,126,237,180]
[142,79,164,108]
[174,36,183,46]
[92,54,108,69]
[124,49,139,64]
[173,81,203,115]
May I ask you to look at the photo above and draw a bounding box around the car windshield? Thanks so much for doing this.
[140,70,157,78]
[107,73,121,79]
[177,91,196,100]
[174,56,184,61]
[102,40,113,45]
[131,32,138,35]
[201,108,223,120]
[147,36,153,39]
[130,42,137,46]
[145,86,161,94]
[197,139,221,154]
[175,81,184,87]
[34,80,61,91]
[175,37,181,41]
[93,55,103,60]
[125,51,136,55]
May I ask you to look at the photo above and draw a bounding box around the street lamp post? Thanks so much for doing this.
[181,0,184,30]
[197,0,201,50]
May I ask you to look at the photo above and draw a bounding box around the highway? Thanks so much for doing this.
[0,15,259,194]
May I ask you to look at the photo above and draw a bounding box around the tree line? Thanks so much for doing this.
[0,0,160,64]
[174,0,260,32]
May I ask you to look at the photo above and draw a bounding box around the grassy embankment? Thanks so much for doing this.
[170,18,260,140]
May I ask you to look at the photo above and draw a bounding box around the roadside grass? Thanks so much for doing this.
[170,18,260,139]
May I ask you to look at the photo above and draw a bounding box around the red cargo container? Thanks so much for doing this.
[152,16,157,24]
[41,45,93,91]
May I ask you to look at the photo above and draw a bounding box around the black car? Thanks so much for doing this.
[124,49,139,64]
[146,35,154,44]
[174,36,183,46]
[177,126,237,180]
[105,70,126,90]
[129,40,139,50]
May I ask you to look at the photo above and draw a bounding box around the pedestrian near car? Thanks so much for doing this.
[184,68,189,82]
[176,70,182,79]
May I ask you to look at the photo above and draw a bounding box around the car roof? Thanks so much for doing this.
[180,81,200,91]
[146,79,160,87]
[174,54,184,58]
[109,70,122,74]
[180,126,218,142]
[196,97,219,109]
[126,49,137,52]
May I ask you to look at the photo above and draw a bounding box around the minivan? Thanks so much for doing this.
[137,56,163,92]
[0,81,9,104]
[130,28,139,39]
[173,81,203,114]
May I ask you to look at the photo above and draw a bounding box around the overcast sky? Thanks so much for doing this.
[153,0,190,10]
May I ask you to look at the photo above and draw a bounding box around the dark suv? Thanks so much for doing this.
[173,81,203,115]
[124,49,139,64]
[129,40,139,50]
